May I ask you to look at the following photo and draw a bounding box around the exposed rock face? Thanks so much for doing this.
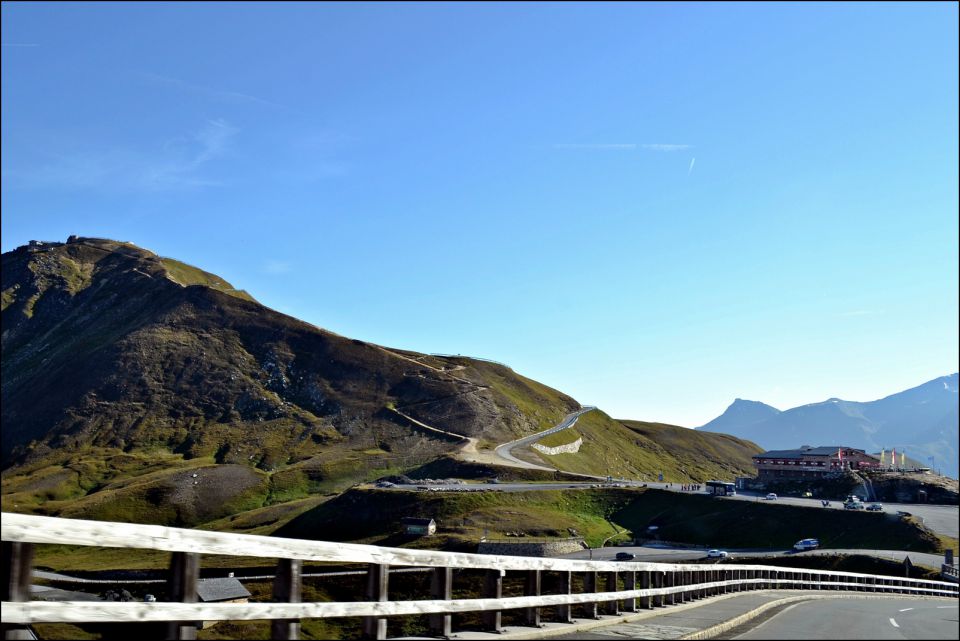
[532,438,583,455]
[867,473,959,505]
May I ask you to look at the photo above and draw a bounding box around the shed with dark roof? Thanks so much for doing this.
[195,578,251,629]
[196,577,251,603]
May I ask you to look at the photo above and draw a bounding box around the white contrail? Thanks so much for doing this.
[688,157,696,175]
[642,143,692,151]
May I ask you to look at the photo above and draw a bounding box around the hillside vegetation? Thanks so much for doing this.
[1,237,582,515]
[276,487,942,553]
[517,412,762,482]
[2,236,771,545]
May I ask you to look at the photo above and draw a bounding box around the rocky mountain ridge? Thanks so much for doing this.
[699,374,959,478]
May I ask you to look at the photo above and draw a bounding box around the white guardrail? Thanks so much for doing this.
[2,512,958,640]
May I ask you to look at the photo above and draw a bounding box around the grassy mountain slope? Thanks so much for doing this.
[1,237,579,521]
[516,411,762,482]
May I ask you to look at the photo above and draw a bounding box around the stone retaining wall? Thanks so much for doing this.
[532,437,583,455]
[477,538,587,557]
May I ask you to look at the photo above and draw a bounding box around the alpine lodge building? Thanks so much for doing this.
[752,445,881,481]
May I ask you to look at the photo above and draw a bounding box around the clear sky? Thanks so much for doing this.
[3,2,957,427]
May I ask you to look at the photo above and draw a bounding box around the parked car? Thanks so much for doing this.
[615,552,636,561]
[765,493,778,500]
[867,503,883,511]
[793,538,820,551]
[844,501,864,510]
[706,549,729,558]
[801,491,813,498]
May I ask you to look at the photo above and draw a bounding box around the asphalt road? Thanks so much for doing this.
[733,597,960,640]
[557,544,949,571]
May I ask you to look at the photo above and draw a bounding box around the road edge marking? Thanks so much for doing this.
[679,593,953,640]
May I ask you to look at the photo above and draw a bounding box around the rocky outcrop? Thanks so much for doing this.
[866,472,959,505]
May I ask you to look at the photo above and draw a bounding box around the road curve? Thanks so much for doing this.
[492,406,596,471]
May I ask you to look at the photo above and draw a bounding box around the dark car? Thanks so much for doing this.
[615,552,636,561]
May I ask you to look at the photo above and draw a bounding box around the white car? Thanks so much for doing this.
[706,549,729,558]
[765,493,778,500]
[793,538,819,551]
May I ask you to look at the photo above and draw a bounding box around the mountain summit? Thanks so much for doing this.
[699,399,781,435]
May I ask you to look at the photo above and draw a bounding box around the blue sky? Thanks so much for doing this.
[3,2,957,426]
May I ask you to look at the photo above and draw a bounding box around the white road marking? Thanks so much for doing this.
[889,618,899,628]
[936,605,958,609]
[898,607,914,612]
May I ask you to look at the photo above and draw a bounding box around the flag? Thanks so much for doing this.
[901,452,906,467]
[838,447,843,463]
[880,449,885,465]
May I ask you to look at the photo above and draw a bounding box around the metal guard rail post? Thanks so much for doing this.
[2,513,957,640]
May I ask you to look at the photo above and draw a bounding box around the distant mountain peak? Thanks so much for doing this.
[698,398,781,432]
[731,398,778,409]
[699,374,959,479]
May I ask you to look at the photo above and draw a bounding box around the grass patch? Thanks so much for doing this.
[277,488,632,548]
[535,428,581,448]
[450,358,578,434]
[160,257,256,302]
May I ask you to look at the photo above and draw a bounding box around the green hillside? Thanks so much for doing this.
[1,237,579,520]
[159,257,257,302]
[276,487,943,553]
[517,411,762,482]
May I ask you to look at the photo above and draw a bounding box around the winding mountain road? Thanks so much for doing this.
[491,406,596,470]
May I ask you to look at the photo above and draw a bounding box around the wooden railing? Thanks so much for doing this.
[2,512,957,640]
